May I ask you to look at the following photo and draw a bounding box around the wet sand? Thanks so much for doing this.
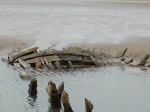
[0,0,150,56]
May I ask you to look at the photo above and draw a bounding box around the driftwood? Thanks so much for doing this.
[85,98,94,112]
[46,81,61,108]
[61,91,73,112]
[28,78,37,95]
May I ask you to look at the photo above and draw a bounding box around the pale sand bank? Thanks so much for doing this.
[0,0,150,56]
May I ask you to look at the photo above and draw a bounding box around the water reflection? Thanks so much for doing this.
[27,95,37,109]
[47,108,61,112]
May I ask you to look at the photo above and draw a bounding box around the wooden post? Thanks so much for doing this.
[85,98,94,112]
[28,78,37,95]
[61,91,73,112]
[46,81,61,108]
[57,81,64,98]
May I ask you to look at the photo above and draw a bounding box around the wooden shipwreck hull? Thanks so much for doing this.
[8,47,106,70]
[7,47,149,70]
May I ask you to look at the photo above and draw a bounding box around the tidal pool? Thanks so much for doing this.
[0,60,150,112]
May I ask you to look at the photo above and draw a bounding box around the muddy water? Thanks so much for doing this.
[0,59,150,112]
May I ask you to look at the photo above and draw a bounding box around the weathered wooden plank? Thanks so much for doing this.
[9,47,38,63]
[116,48,128,58]
[13,50,90,63]
[14,63,21,68]
[90,55,101,66]
[55,61,62,69]
[25,57,42,64]
[46,56,61,62]
[19,58,31,69]
[60,55,82,61]
[43,58,55,70]
[124,57,134,64]
[138,54,149,65]
[68,61,74,69]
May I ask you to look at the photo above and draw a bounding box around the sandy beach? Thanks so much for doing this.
[0,0,150,56]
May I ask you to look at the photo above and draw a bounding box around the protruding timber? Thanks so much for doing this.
[28,78,37,95]
[57,81,64,98]
[138,54,149,65]
[46,81,61,108]
[116,48,128,58]
[85,98,94,112]
[61,91,73,112]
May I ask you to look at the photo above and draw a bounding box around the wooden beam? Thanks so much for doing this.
[9,47,38,63]
[55,61,62,69]
[19,58,31,69]
[68,61,74,69]
[61,91,73,112]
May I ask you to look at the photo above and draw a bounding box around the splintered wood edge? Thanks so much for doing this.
[85,98,94,111]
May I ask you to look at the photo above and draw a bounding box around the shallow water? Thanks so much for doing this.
[0,0,150,112]
[0,59,150,112]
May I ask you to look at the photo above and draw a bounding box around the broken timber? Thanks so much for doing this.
[7,47,104,70]
[46,81,62,108]
[6,47,150,70]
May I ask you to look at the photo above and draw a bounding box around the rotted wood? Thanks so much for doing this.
[55,61,62,69]
[9,47,38,64]
[57,81,64,98]
[19,58,31,69]
[68,61,74,69]
[90,55,101,67]
[124,57,134,64]
[28,78,37,95]
[12,50,90,64]
[138,54,149,65]
[46,81,61,108]
[61,91,73,112]
[43,57,55,70]
[85,98,94,112]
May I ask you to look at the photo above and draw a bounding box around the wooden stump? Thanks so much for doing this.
[28,78,37,95]
[57,81,64,98]
[85,98,94,112]
[61,91,73,112]
[46,81,61,108]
